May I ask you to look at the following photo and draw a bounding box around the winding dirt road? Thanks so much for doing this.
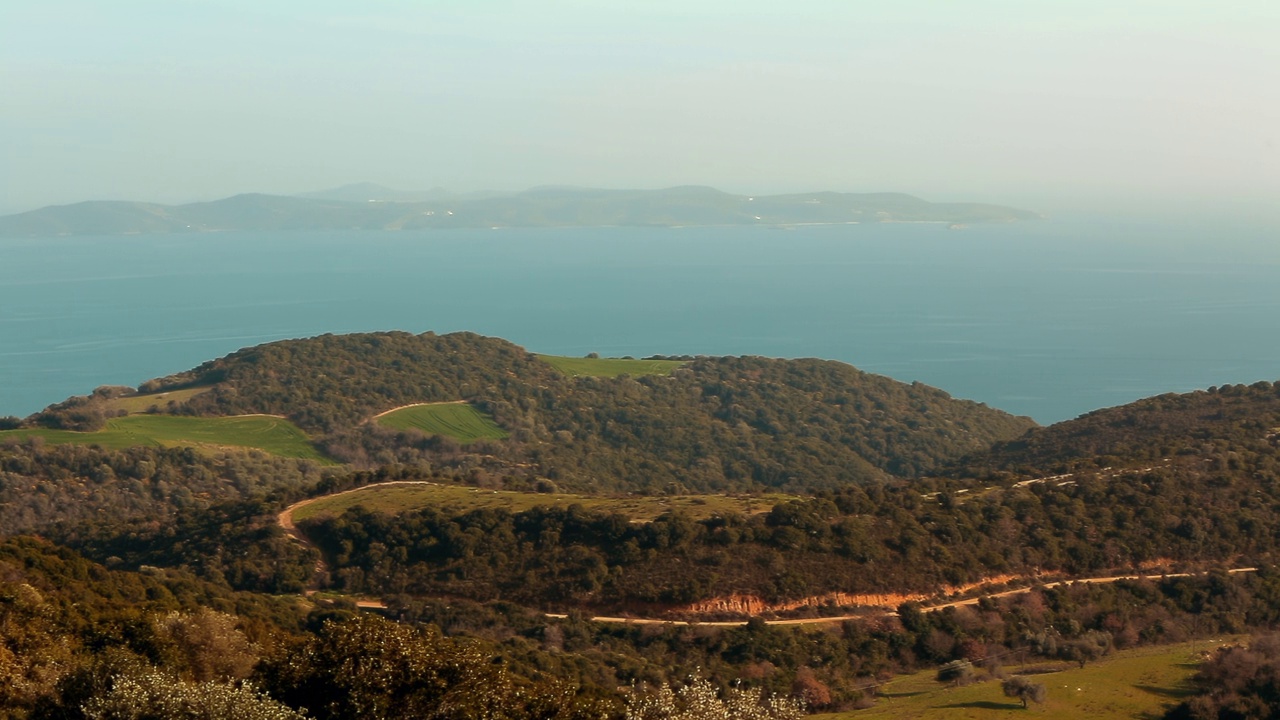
[277,484,1258,625]
[545,568,1259,627]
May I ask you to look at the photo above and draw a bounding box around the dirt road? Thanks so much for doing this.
[277,483,1258,625]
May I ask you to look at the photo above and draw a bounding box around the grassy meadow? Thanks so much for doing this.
[290,481,798,523]
[818,639,1228,720]
[0,414,327,461]
[98,386,211,415]
[375,402,508,442]
[537,354,686,378]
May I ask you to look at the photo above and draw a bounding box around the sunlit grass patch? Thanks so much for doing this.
[538,354,686,378]
[817,639,1229,720]
[292,482,797,524]
[375,402,508,442]
[0,414,327,461]
[99,386,212,415]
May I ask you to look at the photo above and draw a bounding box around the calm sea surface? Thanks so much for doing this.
[2,218,1278,424]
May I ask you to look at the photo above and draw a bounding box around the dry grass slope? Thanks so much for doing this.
[818,639,1228,720]
[99,387,212,415]
[0,415,327,461]
[289,481,798,524]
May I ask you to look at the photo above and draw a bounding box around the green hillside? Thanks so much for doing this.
[95,331,1035,492]
[0,414,325,461]
[375,402,508,442]
[4,337,1280,720]
[821,640,1211,720]
[98,386,212,415]
[953,380,1280,474]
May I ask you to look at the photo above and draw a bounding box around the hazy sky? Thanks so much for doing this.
[3,1,1277,215]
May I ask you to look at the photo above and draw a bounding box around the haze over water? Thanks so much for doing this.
[3,217,1278,425]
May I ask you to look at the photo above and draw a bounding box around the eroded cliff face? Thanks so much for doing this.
[678,574,1022,617]
[682,592,920,616]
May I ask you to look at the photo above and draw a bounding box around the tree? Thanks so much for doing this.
[625,672,804,720]
[790,667,832,708]
[1062,630,1112,669]
[1002,676,1046,708]
[154,608,259,682]
[936,660,975,686]
[80,670,307,720]
[1164,634,1280,719]
[259,615,605,720]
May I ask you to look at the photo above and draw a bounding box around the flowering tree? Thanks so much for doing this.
[625,672,804,720]
[81,671,307,720]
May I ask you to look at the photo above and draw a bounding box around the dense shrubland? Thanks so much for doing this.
[29,331,1034,493]
[954,380,1280,474]
[9,533,1280,718]
[4,332,1280,717]
[0,538,616,719]
[298,434,1280,609]
[1165,634,1280,719]
[0,441,328,533]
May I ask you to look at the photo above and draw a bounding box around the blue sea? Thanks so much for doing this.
[3,217,1278,424]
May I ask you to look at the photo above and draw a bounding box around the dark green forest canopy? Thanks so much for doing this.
[3,346,1280,717]
[11,377,1279,610]
[269,385,1280,612]
[952,380,1280,475]
[0,441,328,534]
[28,331,1037,493]
[300,428,1280,610]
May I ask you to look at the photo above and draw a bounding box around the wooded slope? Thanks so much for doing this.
[127,331,1037,492]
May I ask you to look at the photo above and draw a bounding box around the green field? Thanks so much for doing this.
[291,482,798,523]
[375,402,508,442]
[537,354,686,378]
[99,386,212,415]
[0,414,327,461]
[818,639,1230,720]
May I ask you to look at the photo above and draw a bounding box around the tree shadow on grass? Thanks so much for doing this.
[938,701,1026,710]
[1135,683,1195,699]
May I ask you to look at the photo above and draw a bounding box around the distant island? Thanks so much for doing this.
[0,184,1040,237]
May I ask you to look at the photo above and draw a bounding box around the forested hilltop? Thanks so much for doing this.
[20,331,1035,494]
[950,380,1280,474]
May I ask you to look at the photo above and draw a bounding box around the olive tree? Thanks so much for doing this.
[1002,676,1047,708]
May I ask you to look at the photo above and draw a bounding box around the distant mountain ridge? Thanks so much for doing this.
[0,185,1040,237]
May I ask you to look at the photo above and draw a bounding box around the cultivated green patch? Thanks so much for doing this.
[375,402,508,442]
[819,639,1226,720]
[290,482,798,524]
[0,415,327,461]
[537,354,686,378]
